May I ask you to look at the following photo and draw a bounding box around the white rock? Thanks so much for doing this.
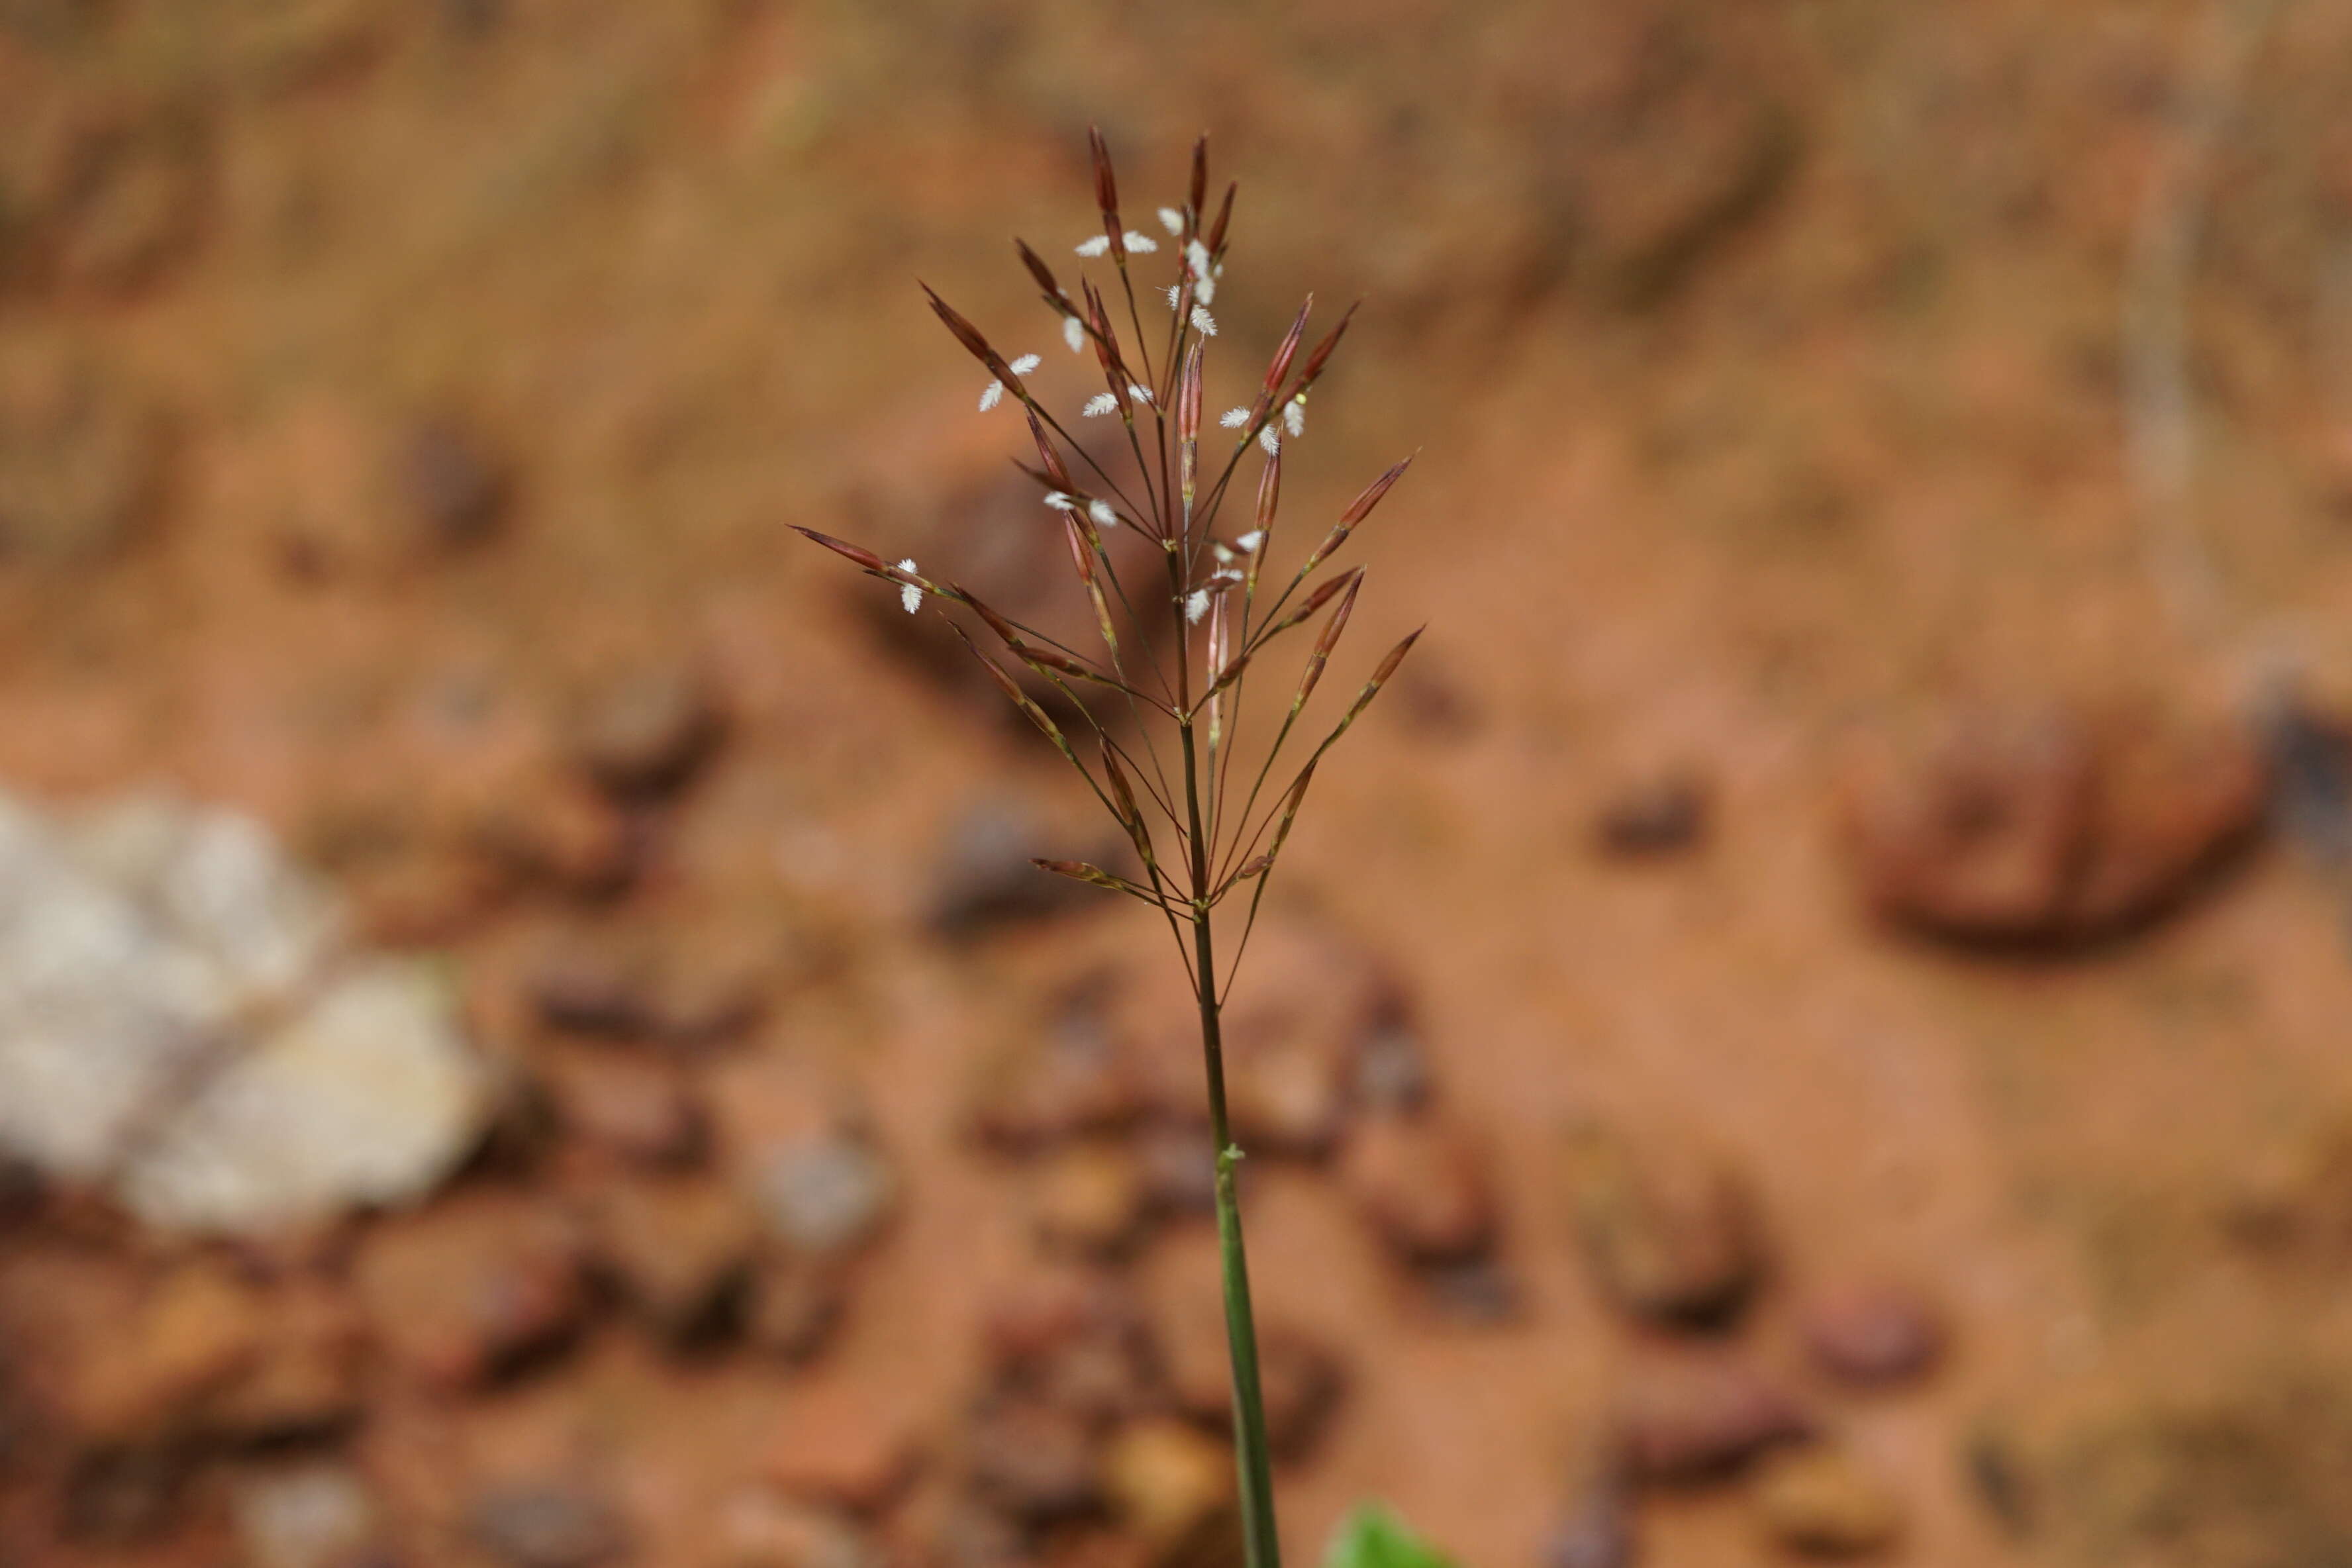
[0,786,489,1232]
[232,1463,379,1568]
[122,959,487,1232]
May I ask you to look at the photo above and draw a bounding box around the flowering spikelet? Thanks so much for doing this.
[1083,393,1118,418]
[1075,234,1110,258]
[1185,589,1210,624]
[895,560,920,615]
[1220,407,1250,428]
[1088,499,1118,529]
[1257,424,1280,456]
[1191,306,1218,336]
[1063,315,1087,352]
[1158,207,1185,236]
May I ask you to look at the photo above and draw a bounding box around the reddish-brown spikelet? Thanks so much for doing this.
[922,284,1012,382]
[1263,761,1318,862]
[1088,126,1124,261]
[1245,448,1282,594]
[949,622,1074,759]
[1341,455,1414,528]
[1085,284,1132,418]
[1019,642,1112,684]
[1361,628,1423,700]
[1016,239,1073,313]
[1304,457,1414,571]
[959,584,1120,689]
[1264,297,1314,399]
[1265,565,1361,636]
[1060,513,1096,587]
[1065,514,1121,654]
[1100,737,1140,826]
[1255,445,1282,534]
[959,589,1026,653]
[1178,340,1204,506]
[1208,183,1236,254]
[1188,136,1208,226]
[1025,410,1075,492]
[1030,859,1153,901]
[1294,300,1359,393]
[791,526,888,575]
[1099,738,1159,871]
[1204,644,1253,700]
[1179,341,1204,444]
[1294,571,1363,710]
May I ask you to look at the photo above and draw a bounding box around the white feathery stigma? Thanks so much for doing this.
[1193,276,1215,305]
[896,560,920,615]
[1008,353,1042,375]
[1210,542,1236,564]
[1063,315,1087,353]
[1042,492,1078,512]
[1164,283,1183,311]
[1089,499,1118,529]
[1219,407,1250,428]
[978,380,1004,412]
[1075,234,1110,257]
[1185,240,1211,277]
[1157,207,1185,236]
[1129,384,1154,405]
[1081,393,1118,418]
[1235,530,1265,553]
[1285,398,1306,438]
[1122,230,1158,253]
[1257,424,1281,456]
[1190,306,1218,337]
[1185,589,1210,624]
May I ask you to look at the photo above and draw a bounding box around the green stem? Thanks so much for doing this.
[1181,724,1281,1568]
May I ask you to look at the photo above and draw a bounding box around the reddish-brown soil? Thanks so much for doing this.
[8,3,2352,1566]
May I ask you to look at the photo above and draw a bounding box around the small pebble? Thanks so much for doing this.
[1341,1112,1499,1265]
[1593,771,1710,858]
[1029,1142,1149,1257]
[466,1482,624,1568]
[1753,1447,1903,1555]
[1616,1353,1810,1483]
[231,1464,379,1568]
[1798,1281,1945,1388]
[1561,1116,1761,1328]
[754,1131,897,1259]
[571,662,724,797]
[393,419,509,549]
[1104,1419,1236,1559]
[965,1400,1103,1522]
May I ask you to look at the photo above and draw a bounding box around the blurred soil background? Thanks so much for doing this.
[6,1,2352,1565]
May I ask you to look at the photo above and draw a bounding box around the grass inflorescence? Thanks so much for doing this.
[797,128,1421,1568]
